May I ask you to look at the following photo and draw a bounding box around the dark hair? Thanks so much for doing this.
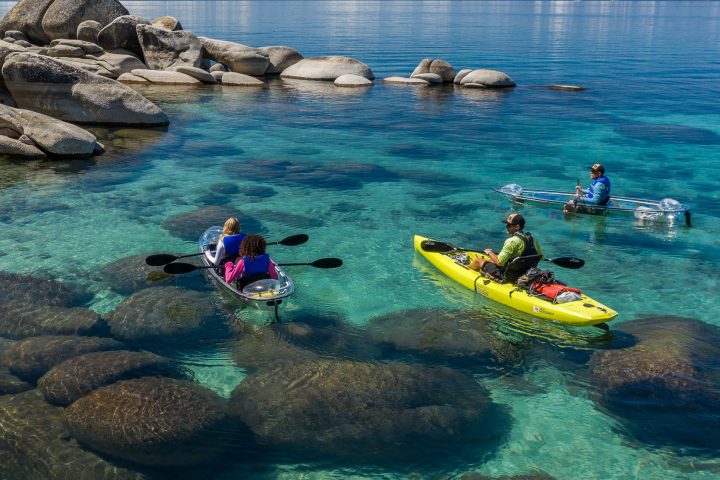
[239,234,266,258]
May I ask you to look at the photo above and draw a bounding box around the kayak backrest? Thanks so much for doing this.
[502,254,542,284]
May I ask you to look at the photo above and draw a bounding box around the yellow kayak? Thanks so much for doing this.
[414,235,617,328]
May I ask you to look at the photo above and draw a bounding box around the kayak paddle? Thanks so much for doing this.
[145,234,309,266]
[420,239,584,269]
[163,257,342,275]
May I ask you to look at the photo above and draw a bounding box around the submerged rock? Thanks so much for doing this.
[38,349,182,405]
[199,37,270,75]
[0,271,90,309]
[230,359,492,455]
[0,366,32,394]
[136,24,203,70]
[368,308,527,369]
[101,252,207,295]
[161,205,265,240]
[66,377,230,466]
[0,304,103,339]
[0,390,147,479]
[41,0,129,41]
[1,335,124,381]
[589,316,720,451]
[2,52,169,126]
[281,55,374,81]
[104,287,222,343]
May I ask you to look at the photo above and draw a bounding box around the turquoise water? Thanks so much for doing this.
[2,1,720,478]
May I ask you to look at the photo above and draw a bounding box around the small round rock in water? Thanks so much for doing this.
[334,74,372,87]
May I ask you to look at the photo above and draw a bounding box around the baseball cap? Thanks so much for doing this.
[502,213,525,226]
[590,163,605,174]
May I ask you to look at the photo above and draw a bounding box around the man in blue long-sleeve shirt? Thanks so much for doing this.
[564,163,611,213]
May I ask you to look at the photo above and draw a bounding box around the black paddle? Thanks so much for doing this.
[145,234,309,266]
[420,239,585,269]
[163,257,343,275]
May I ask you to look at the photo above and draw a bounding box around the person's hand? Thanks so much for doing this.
[575,185,582,192]
[484,248,494,255]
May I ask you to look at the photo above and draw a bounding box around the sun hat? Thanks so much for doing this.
[502,213,525,226]
[590,163,605,174]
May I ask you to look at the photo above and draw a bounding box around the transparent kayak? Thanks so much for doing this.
[494,184,691,225]
[198,226,295,310]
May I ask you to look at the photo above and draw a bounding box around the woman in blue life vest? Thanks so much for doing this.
[225,234,278,289]
[205,217,246,265]
[564,163,611,213]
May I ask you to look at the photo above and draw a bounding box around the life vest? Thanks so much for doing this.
[514,231,538,257]
[222,233,245,257]
[588,176,611,205]
[241,253,271,278]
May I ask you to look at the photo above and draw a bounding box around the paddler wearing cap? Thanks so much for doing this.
[468,213,543,281]
[564,163,611,213]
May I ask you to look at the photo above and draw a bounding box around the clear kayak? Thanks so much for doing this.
[414,235,617,328]
[494,184,691,225]
[198,227,295,313]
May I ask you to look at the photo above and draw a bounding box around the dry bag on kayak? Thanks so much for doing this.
[531,283,582,302]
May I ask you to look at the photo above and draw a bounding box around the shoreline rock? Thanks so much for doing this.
[281,55,374,81]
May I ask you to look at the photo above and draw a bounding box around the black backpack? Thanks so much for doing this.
[516,267,554,290]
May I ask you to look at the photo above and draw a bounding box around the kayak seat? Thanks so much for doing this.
[237,271,271,291]
[598,196,611,206]
[501,254,542,284]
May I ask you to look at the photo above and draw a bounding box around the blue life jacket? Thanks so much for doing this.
[241,253,271,277]
[222,233,245,257]
[588,176,611,205]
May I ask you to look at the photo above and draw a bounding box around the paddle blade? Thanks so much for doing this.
[145,254,179,266]
[547,257,585,269]
[278,234,309,246]
[163,262,200,274]
[420,240,455,253]
[310,258,343,269]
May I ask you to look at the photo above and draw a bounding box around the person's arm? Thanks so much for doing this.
[583,182,607,205]
[496,237,522,266]
[483,248,501,265]
[268,260,279,280]
[206,240,225,264]
[225,258,245,283]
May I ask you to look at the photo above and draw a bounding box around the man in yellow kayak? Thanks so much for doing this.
[468,213,544,282]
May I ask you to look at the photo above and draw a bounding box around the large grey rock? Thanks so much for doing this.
[66,377,230,466]
[411,58,456,82]
[0,135,45,158]
[50,38,103,54]
[412,72,443,84]
[221,72,264,86]
[130,68,200,84]
[460,68,516,88]
[1,335,124,381]
[0,0,55,45]
[151,15,182,31]
[0,39,26,65]
[258,45,303,74]
[230,359,493,454]
[38,350,181,405]
[2,52,169,125]
[136,24,202,70]
[454,68,472,84]
[281,56,374,81]
[0,390,148,479]
[4,30,28,42]
[93,48,147,75]
[0,271,90,309]
[97,15,150,58]
[0,303,102,339]
[76,19,101,43]
[199,37,270,75]
[50,55,119,77]
[0,103,101,156]
[41,0,129,41]
[168,65,216,83]
[334,73,372,87]
[47,43,85,57]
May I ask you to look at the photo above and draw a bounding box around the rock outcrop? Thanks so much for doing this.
[2,52,169,125]
[281,56,374,81]
[151,15,182,31]
[199,37,270,75]
[76,19,102,43]
[411,58,456,82]
[41,0,129,41]
[0,0,55,45]
[66,377,230,466]
[97,15,150,58]
[136,24,202,70]
[258,45,303,74]
[221,72,264,86]
[459,69,516,88]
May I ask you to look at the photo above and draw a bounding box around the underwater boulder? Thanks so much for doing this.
[101,253,210,294]
[0,389,147,479]
[589,316,720,451]
[229,323,319,372]
[229,359,492,455]
[368,308,527,369]
[0,271,91,309]
[0,304,103,339]
[1,335,124,381]
[161,205,265,240]
[38,349,183,405]
[104,286,224,343]
[66,377,230,466]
